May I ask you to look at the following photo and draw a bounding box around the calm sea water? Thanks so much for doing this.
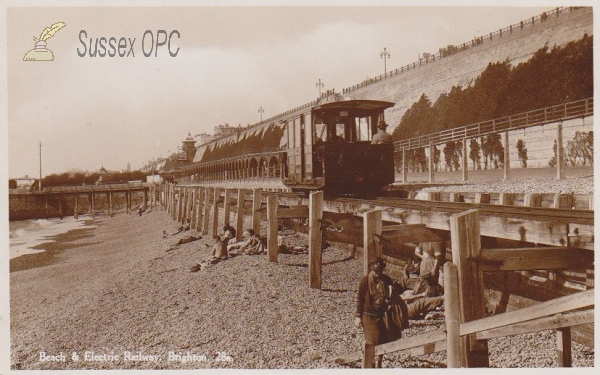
[9,216,96,259]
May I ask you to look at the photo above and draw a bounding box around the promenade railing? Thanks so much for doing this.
[395,97,593,151]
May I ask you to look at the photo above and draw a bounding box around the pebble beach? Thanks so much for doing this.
[9,194,594,369]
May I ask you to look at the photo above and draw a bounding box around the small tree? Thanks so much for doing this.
[469,138,481,170]
[516,139,528,168]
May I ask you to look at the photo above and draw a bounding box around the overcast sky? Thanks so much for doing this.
[6,2,556,177]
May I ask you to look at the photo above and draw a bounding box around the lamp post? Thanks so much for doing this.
[258,106,264,122]
[316,78,324,96]
[380,47,390,76]
[38,141,42,191]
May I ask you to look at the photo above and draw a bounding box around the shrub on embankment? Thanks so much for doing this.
[392,34,593,141]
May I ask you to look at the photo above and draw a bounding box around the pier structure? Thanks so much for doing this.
[9,183,151,220]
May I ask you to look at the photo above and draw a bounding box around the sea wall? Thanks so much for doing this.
[345,7,593,129]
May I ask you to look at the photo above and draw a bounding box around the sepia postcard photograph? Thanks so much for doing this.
[0,0,596,373]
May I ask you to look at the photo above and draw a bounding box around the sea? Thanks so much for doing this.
[9,215,96,260]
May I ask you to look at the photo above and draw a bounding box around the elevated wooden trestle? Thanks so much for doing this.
[39,184,150,218]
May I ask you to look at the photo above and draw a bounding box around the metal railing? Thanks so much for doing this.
[395,97,593,151]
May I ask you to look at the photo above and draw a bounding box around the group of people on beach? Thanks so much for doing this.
[187,223,266,272]
[355,242,446,368]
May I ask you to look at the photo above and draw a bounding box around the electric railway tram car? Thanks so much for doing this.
[173,97,396,196]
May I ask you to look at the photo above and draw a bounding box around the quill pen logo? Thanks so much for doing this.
[23,22,66,61]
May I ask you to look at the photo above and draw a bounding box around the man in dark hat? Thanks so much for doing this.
[355,256,444,367]
[354,256,398,367]
[371,121,393,144]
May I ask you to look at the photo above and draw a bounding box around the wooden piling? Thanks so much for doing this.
[498,193,515,206]
[252,189,262,235]
[557,327,572,367]
[203,187,211,234]
[190,187,197,229]
[212,187,220,237]
[444,262,461,368]
[195,187,204,232]
[143,189,148,211]
[236,189,245,241]
[363,210,382,276]
[474,193,490,204]
[267,195,278,263]
[108,192,112,216]
[524,193,542,207]
[449,193,462,202]
[309,191,324,289]
[449,209,489,367]
[185,188,192,223]
[224,188,232,226]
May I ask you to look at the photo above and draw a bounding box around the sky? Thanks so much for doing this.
[5,2,562,178]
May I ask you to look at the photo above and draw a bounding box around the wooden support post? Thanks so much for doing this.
[143,190,148,211]
[553,194,573,209]
[474,193,490,204]
[177,188,183,222]
[190,188,197,229]
[429,141,435,183]
[172,186,177,220]
[203,187,211,234]
[362,342,374,369]
[556,122,564,180]
[224,188,232,225]
[195,187,204,232]
[165,184,169,213]
[236,189,245,241]
[462,138,468,181]
[401,147,407,183]
[267,195,278,263]
[444,262,461,368]
[151,185,155,209]
[498,193,515,206]
[524,193,541,207]
[427,192,441,201]
[252,189,262,235]
[185,188,192,223]
[449,193,462,202]
[167,184,171,213]
[108,192,112,217]
[503,131,510,181]
[363,210,382,276]
[59,194,63,217]
[309,191,324,289]
[556,327,572,367]
[450,209,489,367]
[585,269,594,289]
[179,188,185,223]
[212,187,220,237]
